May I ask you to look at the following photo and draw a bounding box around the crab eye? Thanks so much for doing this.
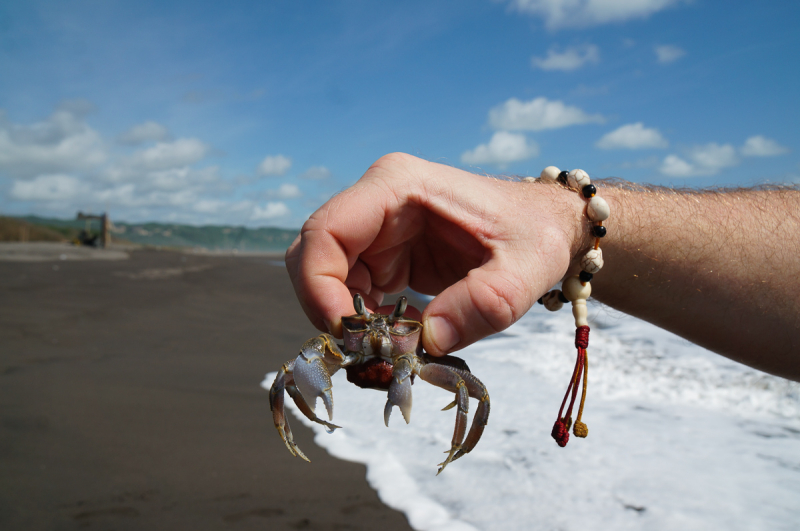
[391,320,421,336]
[342,316,368,332]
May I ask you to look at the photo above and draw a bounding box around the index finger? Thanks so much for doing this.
[285,177,400,337]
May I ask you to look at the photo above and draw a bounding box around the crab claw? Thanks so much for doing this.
[293,337,336,421]
[384,355,414,426]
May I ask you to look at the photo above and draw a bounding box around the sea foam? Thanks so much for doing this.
[263,301,800,531]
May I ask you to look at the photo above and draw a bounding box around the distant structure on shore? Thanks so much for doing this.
[76,212,110,248]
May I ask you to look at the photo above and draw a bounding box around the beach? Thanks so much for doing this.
[3,243,800,531]
[0,244,414,530]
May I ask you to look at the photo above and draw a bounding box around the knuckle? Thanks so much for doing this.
[467,272,524,334]
[370,152,417,171]
[367,153,425,190]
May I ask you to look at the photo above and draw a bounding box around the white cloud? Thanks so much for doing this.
[258,154,292,176]
[0,107,106,177]
[119,121,170,145]
[508,0,683,29]
[488,97,604,131]
[691,143,738,169]
[655,44,685,64]
[251,202,290,220]
[596,122,668,150]
[192,200,220,214]
[659,155,696,177]
[272,183,302,199]
[660,143,738,177]
[1,102,305,227]
[143,166,221,192]
[740,136,789,157]
[193,199,228,214]
[299,165,331,180]
[461,131,539,168]
[531,44,599,71]
[128,138,209,170]
[10,174,87,201]
[101,163,221,194]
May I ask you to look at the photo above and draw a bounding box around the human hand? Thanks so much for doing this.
[285,153,590,356]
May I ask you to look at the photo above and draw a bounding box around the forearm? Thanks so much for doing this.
[591,184,800,380]
[287,153,800,380]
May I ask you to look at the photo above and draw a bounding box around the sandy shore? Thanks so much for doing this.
[0,241,132,261]
[0,246,414,530]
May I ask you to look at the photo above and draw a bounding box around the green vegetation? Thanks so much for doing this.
[0,216,75,242]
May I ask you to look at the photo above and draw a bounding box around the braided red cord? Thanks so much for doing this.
[552,326,591,447]
[575,325,590,349]
[551,419,570,447]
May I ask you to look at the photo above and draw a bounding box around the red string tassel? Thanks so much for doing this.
[551,326,590,447]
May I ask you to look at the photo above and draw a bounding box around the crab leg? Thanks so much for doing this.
[418,363,468,474]
[419,362,490,475]
[269,361,310,462]
[453,368,490,460]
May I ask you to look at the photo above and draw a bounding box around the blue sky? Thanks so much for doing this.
[1,0,798,228]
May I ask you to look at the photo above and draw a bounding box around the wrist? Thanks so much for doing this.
[520,173,601,278]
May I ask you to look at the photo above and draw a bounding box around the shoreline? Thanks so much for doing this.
[0,241,289,262]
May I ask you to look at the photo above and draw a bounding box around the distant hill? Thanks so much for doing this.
[0,216,74,242]
[3,215,299,253]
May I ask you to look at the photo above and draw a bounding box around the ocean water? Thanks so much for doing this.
[263,302,800,531]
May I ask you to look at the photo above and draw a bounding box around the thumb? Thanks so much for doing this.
[421,262,540,356]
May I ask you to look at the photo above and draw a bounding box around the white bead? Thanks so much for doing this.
[520,176,537,183]
[562,276,591,302]
[542,290,564,312]
[587,196,610,222]
[540,166,560,181]
[581,248,603,274]
[567,169,591,191]
[572,299,589,327]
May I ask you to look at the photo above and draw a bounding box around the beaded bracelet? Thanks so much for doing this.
[529,166,609,448]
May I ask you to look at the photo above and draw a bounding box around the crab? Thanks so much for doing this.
[269,294,490,474]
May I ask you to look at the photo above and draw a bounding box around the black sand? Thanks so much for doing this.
[0,248,414,530]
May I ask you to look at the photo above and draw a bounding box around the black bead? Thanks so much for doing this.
[557,171,569,185]
[557,291,569,303]
[537,297,544,305]
[579,270,594,283]
[592,225,607,238]
[582,184,597,198]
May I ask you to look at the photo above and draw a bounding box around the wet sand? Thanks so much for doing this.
[0,246,414,530]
